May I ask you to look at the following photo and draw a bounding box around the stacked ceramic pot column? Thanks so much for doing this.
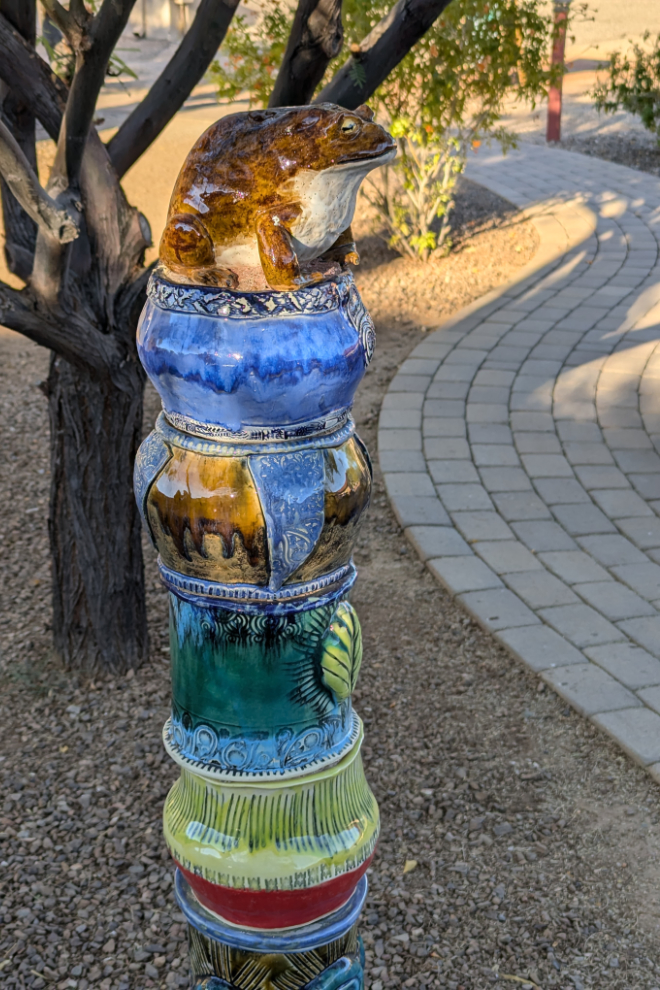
[134,269,378,990]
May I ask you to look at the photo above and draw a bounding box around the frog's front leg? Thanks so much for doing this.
[320,226,360,267]
[255,204,326,291]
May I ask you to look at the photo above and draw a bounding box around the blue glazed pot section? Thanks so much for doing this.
[137,287,368,434]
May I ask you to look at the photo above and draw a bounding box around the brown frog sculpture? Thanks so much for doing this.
[159,103,396,291]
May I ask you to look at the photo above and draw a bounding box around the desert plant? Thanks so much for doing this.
[592,32,660,144]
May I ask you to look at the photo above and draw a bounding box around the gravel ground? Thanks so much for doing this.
[560,134,660,178]
[2,182,660,990]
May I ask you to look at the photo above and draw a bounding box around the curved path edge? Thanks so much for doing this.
[379,143,660,782]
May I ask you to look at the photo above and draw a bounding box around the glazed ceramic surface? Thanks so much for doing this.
[135,104,392,990]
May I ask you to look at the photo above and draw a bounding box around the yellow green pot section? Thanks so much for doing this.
[163,741,378,890]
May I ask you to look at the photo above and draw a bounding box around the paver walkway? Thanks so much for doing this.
[379,143,660,778]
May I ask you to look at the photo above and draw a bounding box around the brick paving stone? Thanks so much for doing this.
[381,393,425,411]
[520,454,574,478]
[423,400,467,419]
[479,467,533,492]
[427,556,503,595]
[436,484,493,512]
[573,465,631,489]
[388,374,433,392]
[584,643,660,690]
[592,708,660,765]
[423,437,471,459]
[511,521,578,552]
[471,444,520,467]
[538,604,625,648]
[577,534,647,566]
[389,497,451,529]
[379,450,427,473]
[617,616,660,659]
[468,424,514,444]
[602,428,654,449]
[614,450,660,473]
[590,488,654,517]
[532,478,591,504]
[556,421,602,442]
[636,686,660,716]
[405,525,472,559]
[551,503,616,536]
[458,588,539,631]
[428,460,480,484]
[505,571,580,608]
[379,409,422,429]
[475,540,542,574]
[510,412,555,431]
[574,581,656,620]
[563,442,615,465]
[423,417,467,437]
[491,491,551,521]
[384,473,436,498]
[611,562,660,600]
[379,428,422,451]
[542,664,640,716]
[514,433,562,454]
[496,625,585,672]
[629,474,660,500]
[426,381,471,399]
[616,517,660,549]
[538,550,612,585]
[451,511,514,543]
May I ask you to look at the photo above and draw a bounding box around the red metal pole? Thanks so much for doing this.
[546,0,570,143]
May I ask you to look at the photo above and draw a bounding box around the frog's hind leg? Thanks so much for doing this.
[319,225,359,267]
[159,213,238,288]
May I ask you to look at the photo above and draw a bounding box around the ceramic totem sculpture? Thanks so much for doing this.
[134,103,395,990]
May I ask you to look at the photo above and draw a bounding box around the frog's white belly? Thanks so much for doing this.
[214,152,394,269]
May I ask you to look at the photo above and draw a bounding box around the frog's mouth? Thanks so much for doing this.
[335,145,397,168]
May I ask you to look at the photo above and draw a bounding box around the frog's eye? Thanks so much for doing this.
[341,119,358,132]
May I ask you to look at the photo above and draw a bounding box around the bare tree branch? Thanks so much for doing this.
[269,0,343,108]
[316,0,454,108]
[0,10,66,140]
[62,0,137,189]
[0,117,78,242]
[107,0,241,178]
[39,0,74,40]
[0,0,38,280]
[0,276,124,372]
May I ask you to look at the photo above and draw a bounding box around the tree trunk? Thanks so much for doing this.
[46,349,148,676]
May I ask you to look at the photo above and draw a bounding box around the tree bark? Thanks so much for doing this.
[0,0,37,280]
[316,0,453,109]
[268,0,343,109]
[46,351,148,676]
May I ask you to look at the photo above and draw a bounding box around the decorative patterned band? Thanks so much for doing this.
[148,269,352,319]
[158,560,357,614]
[163,712,362,782]
[164,408,350,443]
[155,412,356,456]
[175,870,368,950]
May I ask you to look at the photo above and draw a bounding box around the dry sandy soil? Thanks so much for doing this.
[3,166,660,990]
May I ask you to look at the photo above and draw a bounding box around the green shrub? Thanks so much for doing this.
[210,0,558,260]
[592,33,660,144]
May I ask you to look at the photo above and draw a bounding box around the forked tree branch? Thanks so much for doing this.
[0,116,78,242]
[62,0,137,188]
[316,0,454,108]
[107,0,241,178]
[0,11,66,140]
[39,0,74,39]
[269,0,343,108]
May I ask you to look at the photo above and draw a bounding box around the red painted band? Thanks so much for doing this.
[176,854,374,930]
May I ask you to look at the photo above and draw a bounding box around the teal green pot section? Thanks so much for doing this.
[169,595,363,775]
